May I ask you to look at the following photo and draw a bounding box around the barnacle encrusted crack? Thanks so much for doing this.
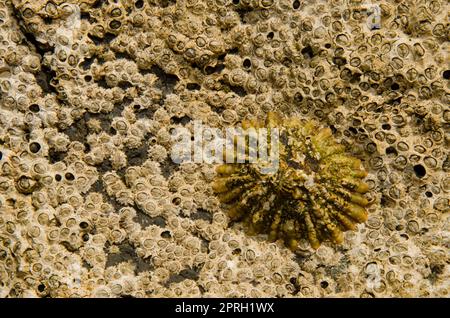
[213,112,370,250]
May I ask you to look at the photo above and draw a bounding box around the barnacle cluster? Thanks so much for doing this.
[213,112,370,250]
[0,0,448,298]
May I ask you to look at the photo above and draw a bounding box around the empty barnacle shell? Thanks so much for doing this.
[15,175,39,194]
[212,112,370,250]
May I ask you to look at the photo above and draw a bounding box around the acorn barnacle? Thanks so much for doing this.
[15,175,39,195]
[212,112,370,250]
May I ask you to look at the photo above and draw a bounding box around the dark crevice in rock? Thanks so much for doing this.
[380,193,396,208]
[170,115,191,125]
[160,158,179,179]
[86,178,126,213]
[235,7,253,24]
[82,260,93,270]
[118,81,133,90]
[187,61,205,73]
[132,204,166,229]
[105,241,154,274]
[95,75,109,89]
[386,96,402,106]
[211,106,224,114]
[35,65,58,95]
[288,277,301,295]
[210,48,238,75]
[229,85,247,97]
[112,97,133,117]
[87,32,117,46]
[219,80,247,97]
[186,83,201,91]
[385,146,398,156]
[225,47,239,55]
[60,112,90,148]
[160,0,177,8]
[48,148,68,164]
[427,264,444,284]
[19,25,54,54]
[135,108,155,120]
[80,56,95,70]
[332,56,347,67]
[94,76,133,91]
[304,153,320,172]
[200,238,210,254]
[42,17,52,25]
[13,10,59,96]
[88,179,104,193]
[293,252,313,266]
[80,12,92,21]
[149,65,179,98]
[93,0,107,9]
[62,97,131,144]
[282,57,292,67]
[165,265,202,286]
[160,230,171,239]
[96,159,114,174]
[198,284,206,294]
[115,51,134,60]
[301,45,315,59]
[125,140,150,167]
[442,155,450,172]
[204,63,225,75]
[148,216,166,228]
[191,208,213,223]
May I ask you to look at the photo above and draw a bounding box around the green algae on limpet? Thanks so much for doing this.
[212,112,370,250]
